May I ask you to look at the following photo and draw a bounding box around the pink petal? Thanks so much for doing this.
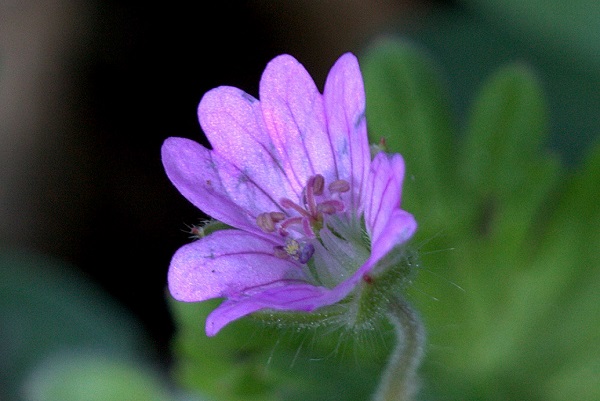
[162,137,282,231]
[198,86,299,204]
[323,53,371,212]
[365,152,406,244]
[205,282,333,336]
[205,299,263,336]
[168,229,305,302]
[162,138,255,230]
[259,55,337,193]
[369,209,417,263]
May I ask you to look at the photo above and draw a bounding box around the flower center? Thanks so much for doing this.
[256,174,350,262]
[273,238,315,264]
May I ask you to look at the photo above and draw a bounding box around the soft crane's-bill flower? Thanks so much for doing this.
[162,53,417,336]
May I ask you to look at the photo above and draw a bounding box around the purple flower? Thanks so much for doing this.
[162,53,417,336]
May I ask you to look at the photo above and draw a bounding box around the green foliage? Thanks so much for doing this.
[0,251,153,401]
[363,38,600,401]
[23,354,181,401]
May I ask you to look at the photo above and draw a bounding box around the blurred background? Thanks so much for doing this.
[1,0,598,400]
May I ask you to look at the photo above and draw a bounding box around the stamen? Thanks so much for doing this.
[317,199,345,214]
[269,212,286,222]
[305,179,317,216]
[311,174,325,196]
[279,216,304,235]
[256,212,275,232]
[258,174,350,264]
[280,198,312,218]
[302,217,314,237]
[329,179,350,193]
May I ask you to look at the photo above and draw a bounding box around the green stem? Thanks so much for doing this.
[372,296,425,401]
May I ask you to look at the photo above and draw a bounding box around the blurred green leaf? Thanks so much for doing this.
[459,63,561,262]
[461,63,548,195]
[0,250,153,401]
[361,38,600,401]
[23,353,181,401]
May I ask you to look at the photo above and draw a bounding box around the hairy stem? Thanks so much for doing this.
[372,296,425,401]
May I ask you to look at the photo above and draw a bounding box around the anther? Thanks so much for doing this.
[310,174,325,196]
[329,179,350,193]
[305,175,323,216]
[317,200,345,214]
[269,212,286,222]
[256,212,276,232]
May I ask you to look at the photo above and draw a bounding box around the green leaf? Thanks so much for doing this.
[460,63,549,196]
[459,63,562,259]
[404,61,598,401]
[23,353,182,401]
